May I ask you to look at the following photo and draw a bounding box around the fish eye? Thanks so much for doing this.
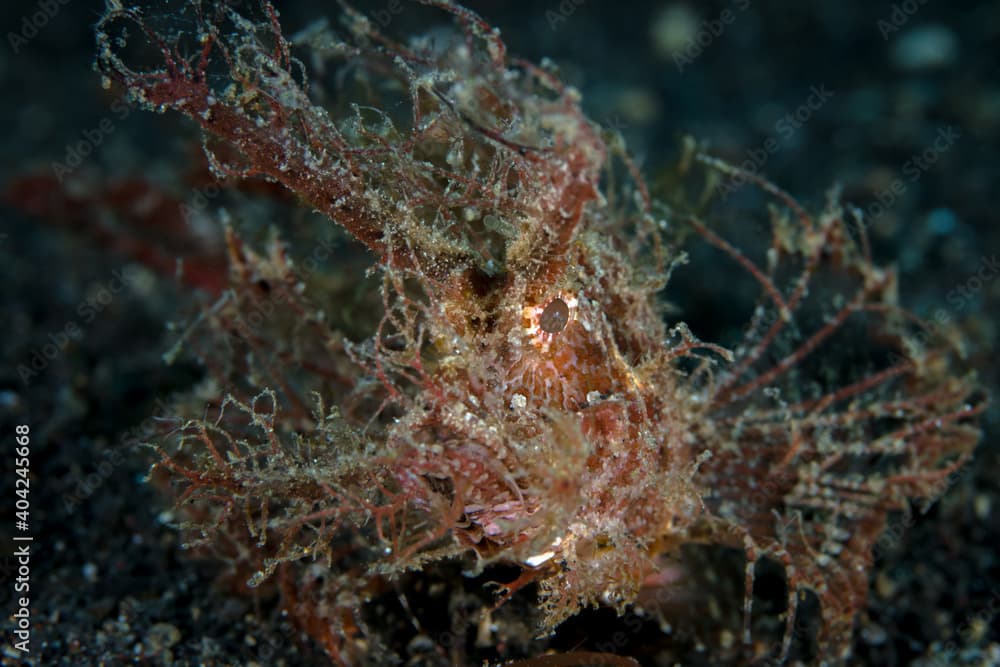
[539,297,570,334]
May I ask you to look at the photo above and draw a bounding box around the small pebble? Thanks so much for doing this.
[145,623,181,651]
[0,390,22,410]
[876,571,896,599]
[651,5,700,59]
[927,207,958,236]
[891,24,959,70]
[974,493,991,520]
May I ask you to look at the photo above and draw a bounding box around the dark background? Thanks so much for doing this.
[1,0,997,665]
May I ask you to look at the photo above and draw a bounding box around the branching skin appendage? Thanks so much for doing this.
[96,1,984,664]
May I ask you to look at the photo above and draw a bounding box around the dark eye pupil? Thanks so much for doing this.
[539,298,570,334]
